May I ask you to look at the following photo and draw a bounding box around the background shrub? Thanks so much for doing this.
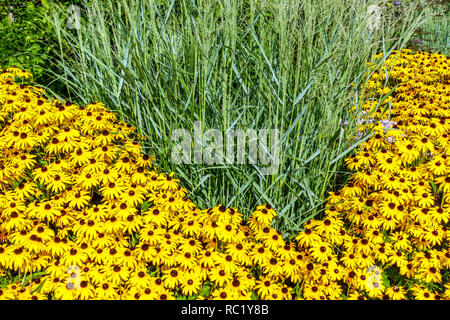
[0,1,52,81]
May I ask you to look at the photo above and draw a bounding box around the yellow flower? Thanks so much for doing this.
[295,227,322,248]
[208,268,232,287]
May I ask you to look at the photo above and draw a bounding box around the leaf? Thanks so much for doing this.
[251,30,279,87]
[293,80,314,107]
[191,174,211,193]
[330,131,375,165]
[430,180,438,193]
[199,283,211,298]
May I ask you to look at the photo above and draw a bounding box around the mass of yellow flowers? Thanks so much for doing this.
[0,49,449,300]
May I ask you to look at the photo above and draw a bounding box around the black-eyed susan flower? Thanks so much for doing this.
[0,53,448,301]
[208,268,232,287]
[180,270,202,296]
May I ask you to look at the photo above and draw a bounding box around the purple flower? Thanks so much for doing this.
[394,1,401,6]
[380,119,396,128]
[356,131,364,141]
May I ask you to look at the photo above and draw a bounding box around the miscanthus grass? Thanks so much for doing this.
[418,3,449,56]
[45,0,425,235]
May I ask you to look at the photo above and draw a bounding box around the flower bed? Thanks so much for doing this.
[0,49,449,300]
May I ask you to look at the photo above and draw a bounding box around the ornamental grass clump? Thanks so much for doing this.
[0,48,449,300]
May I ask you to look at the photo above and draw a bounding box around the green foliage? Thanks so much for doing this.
[46,0,426,235]
[0,276,8,288]
[0,1,51,81]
